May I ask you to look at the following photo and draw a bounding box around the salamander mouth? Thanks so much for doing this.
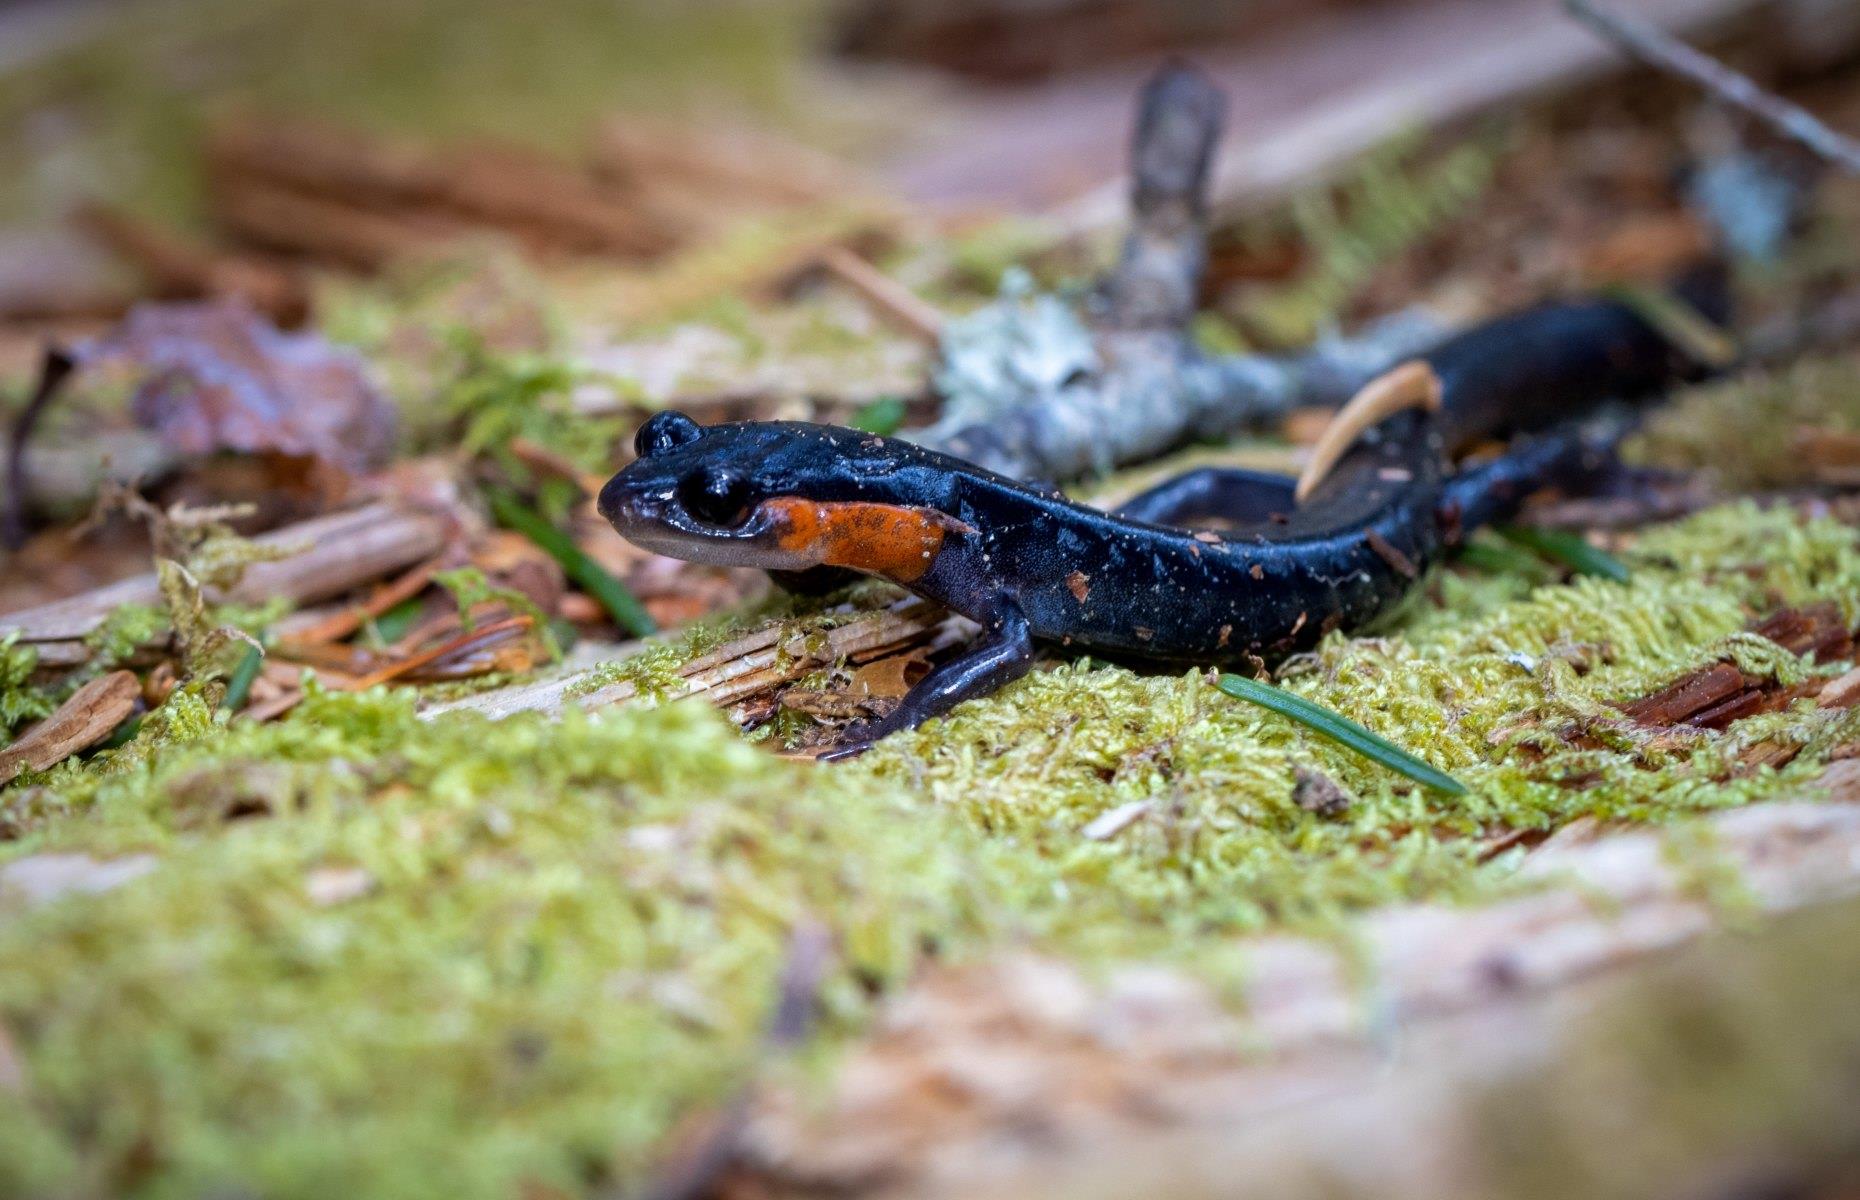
[597,480,823,570]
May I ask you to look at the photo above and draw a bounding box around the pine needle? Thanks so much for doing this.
[487,490,658,638]
[1213,673,1468,795]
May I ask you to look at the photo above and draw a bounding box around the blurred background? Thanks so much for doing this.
[9,4,1860,1198]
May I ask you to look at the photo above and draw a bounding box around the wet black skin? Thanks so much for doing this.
[599,295,1706,757]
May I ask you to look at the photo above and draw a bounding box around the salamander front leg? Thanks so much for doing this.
[818,610,1035,761]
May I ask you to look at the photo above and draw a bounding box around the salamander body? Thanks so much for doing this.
[598,294,1706,755]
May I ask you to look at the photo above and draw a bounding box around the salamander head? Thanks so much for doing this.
[597,411,968,583]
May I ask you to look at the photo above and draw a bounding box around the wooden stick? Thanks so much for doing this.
[1565,0,1860,174]
[424,600,957,721]
[808,247,944,344]
[0,501,456,648]
[209,176,458,272]
[209,117,683,262]
[2,347,77,549]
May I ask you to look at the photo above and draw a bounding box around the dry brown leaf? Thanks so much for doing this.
[850,651,931,700]
[79,300,396,477]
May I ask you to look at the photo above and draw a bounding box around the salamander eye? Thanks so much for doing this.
[635,411,703,459]
[678,467,752,527]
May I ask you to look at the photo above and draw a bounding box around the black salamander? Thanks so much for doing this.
[599,294,1710,757]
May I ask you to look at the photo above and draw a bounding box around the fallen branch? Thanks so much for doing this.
[208,117,684,264]
[744,765,1860,1197]
[424,599,958,721]
[0,671,139,785]
[914,63,1443,482]
[208,175,459,272]
[1,501,458,655]
[1565,0,1860,174]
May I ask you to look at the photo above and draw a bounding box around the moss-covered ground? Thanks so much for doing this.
[7,475,1860,1195]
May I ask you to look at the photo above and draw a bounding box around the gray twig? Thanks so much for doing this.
[1564,0,1860,175]
[916,61,1444,484]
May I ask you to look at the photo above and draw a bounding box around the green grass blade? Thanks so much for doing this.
[1214,673,1468,795]
[488,490,658,638]
[1455,538,1547,577]
[1497,525,1631,583]
[219,644,264,713]
[849,396,907,436]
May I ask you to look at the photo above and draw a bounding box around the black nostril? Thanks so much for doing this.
[635,411,703,459]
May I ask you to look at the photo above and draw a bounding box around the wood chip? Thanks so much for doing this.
[1819,667,1860,710]
[0,671,140,785]
[1623,663,1759,727]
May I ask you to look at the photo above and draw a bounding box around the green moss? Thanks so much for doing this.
[422,336,630,492]
[1630,353,1860,489]
[0,692,1007,1198]
[1230,130,1504,346]
[860,503,1860,939]
[0,637,55,738]
[4,605,171,745]
[4,501,1859,1193]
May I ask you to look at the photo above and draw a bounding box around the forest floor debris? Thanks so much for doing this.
[7,5,1860,1197]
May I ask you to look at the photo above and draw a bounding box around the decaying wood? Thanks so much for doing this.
[743,764,1860,1199]
[1621,602,1856,729]
[3,346,78,548]
[0,671,139,785]
[423,599,961,722]
[209,175,459,273]
[1566,0,1860,175]
[627,920,832,1200]
[1622,660,1751,725]
[0,501,457,658]
[596,117,868,213]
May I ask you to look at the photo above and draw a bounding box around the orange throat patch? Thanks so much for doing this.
[762,498,968,583]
